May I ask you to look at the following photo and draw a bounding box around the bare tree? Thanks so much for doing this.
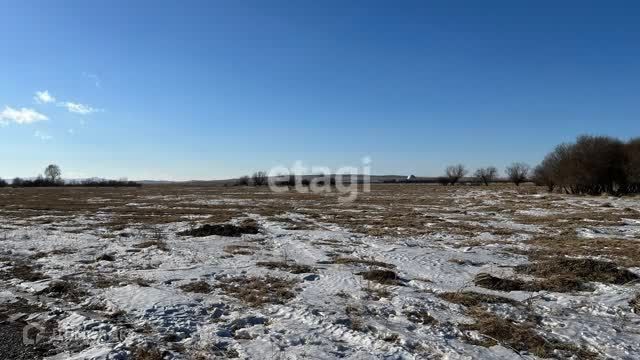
[474,166,498,186]
[445,164,467,185]
[44,164,62,183]
[251,171,268,186]
[505,162,530,186]
[236,175,250,186]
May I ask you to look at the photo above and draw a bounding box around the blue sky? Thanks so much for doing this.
[1,1,639,180]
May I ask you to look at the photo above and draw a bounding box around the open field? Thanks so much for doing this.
[1,184,640,359]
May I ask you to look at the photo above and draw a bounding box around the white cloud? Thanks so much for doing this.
[34,90,56,104]
[34,130,52,140]
[0,106,48,125]
[58,101,101,115]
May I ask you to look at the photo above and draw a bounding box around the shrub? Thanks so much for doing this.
[0,178,7,187]
[505,163,530,186]
[251,171,268,186]
[474,166,498,186]
[236,175,250,186]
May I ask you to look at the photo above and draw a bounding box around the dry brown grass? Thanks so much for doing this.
[404,309,437,325]
[358,269,402,285]
[474,257,638,293]
[178,220,259,237]
[36,280,89,303]
[461,307,597,359]
[131,347,164,360]
[527,236,640,267]
[223,244,258,256]
[216,275,298,307]
[516,258,639,286]
[0,262,48,282]
[132,240,168,251]
[256,261,315,274]
[440,291,520,307]
[332,257,396,269]
[631,293,640,314]
[179,280,213,294]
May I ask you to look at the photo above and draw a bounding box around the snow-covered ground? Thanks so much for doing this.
[0,186,639,359]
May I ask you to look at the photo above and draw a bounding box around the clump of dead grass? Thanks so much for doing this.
[180,280,213,294]
[178,220,259,237]
[461,308,597,359]
[133,240,168,251]
[440,291,520,307]
[223,244,257,256]
[404,309,438,325]
[630,293,640,314]
[37,280,89,303]
[358,269,402,285]
[333,257,396,269]
[131,346,164,360]
[216,275,298,307]
[256,261,315,274]
[0,262,48,282]
[473,273,530,292]
[515,258,639,286]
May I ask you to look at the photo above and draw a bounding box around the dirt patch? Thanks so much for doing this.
[179,280,213,294]
[256,261,315,274]
[216,275,298,307]
[178,221,259,237]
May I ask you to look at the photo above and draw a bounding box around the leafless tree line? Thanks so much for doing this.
[532,135,640,195]
[439,163,530,186]
[237,171,269,186]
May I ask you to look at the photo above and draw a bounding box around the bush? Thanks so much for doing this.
[534,135,639,195]
[236,176,250,186]
[0,178,7,187]
[251,171,268,186]
[505,163,530,186]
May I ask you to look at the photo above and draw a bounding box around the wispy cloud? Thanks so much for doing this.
[83,72,101,88]
[34,90,56,104]
[58,102,101,115]
[0,106,48,125]
[34,130,53,140]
